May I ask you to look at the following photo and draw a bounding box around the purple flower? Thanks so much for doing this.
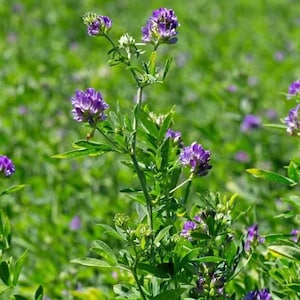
[165,128,182,145]
[142,8,179,45]
[274,51,285,62]
[227,85,237,93]
[70,215,81,231]
[244,288,272,300]
[291,229,299,243]
[245,224,265,252]
[287,80,300,99]
[285,104,300,135]
[181,220,197,240]
[71,88,109,125]
[235,151,250,163]
[241,115,261,132]
[0,156,15,178]
[180,142,212,176]
[83,12,112,37]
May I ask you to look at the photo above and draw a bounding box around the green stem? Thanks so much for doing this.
[95,127,119,150]
[104,33,140,86]
[182,174,193,205]
[169,173,193,195]
[130,87,153,232]
[132,266,147,300]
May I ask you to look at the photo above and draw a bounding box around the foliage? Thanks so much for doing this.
[1,1,300,299]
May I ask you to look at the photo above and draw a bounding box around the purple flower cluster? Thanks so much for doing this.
[83,12,112,37]
[180,142,212,176]
[241,114,261,132]
[244,288,271,300]
[291,229,299,243]
[287,80,300,99]
[165,128,183,145]
[71,88,109,125]
[181,220,197,240]
[181,214,206,241]
[285,104,300,135]
[0,156,15,178]
[142,8,179,45]
[245,224,265,252]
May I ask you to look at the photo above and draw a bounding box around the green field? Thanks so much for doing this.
[1,1,300,299]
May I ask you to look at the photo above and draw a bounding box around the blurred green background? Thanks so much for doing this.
[1,0,300,298]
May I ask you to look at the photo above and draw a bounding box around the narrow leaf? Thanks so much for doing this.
[71,257,112,268]
[0,261,10,285]
[91,240,117,266]
[0,185,26,197]
[162,57,172,80]
[34,285,43,300]
[12,296,28,300]
[246,168,297,186]
[13,250,28,286]
[154,225,173,245]
[268,245,300,261]
[263,123,287,130]
[193,256,225,264]
[96,224,126,242]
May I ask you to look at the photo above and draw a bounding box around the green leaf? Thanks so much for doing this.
[0,185,26,197]
[12,296,28,300]
[137,263,170,278]
[246,168,297,186]
[0,261,10,286]
[52,142,114,159]
[139,107,158,137]
[71,257,112,268]
[149,51,157,75]
[154,225,173,245]
[268,268,286,284]
[91,240,117,266]
[263,123,287,130]
[157,109,174,143]
[286,283,300,293]
[287,161,299,182]
[13,250,27,286]
[264,234,293,243]
[281,195,300,209]
[96,224,126,242]
[152,288,186,300]
[34,285,43,300]
[193,256,225,264]
[268,245,300,261]
[162,57,172,80]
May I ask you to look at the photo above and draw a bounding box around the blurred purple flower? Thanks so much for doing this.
[244,288,271,300]
[245,224,265,252]
[227,85,237,93]
[0,156,15,178]
[247,76,258,86]
[180,142,212,176]
[70,215,81,231]
[241,114,261,132]
[71,88,109,125]
[291,229,299,243]
[285,104,300,135]
[265,109,277,120]
[181,220,197,240]
[165,128,182,145]
[287,80,300,99]
[235,151,250,163]
[274,51,285,62]
[142,8,179,45]
[83,12,112,37]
